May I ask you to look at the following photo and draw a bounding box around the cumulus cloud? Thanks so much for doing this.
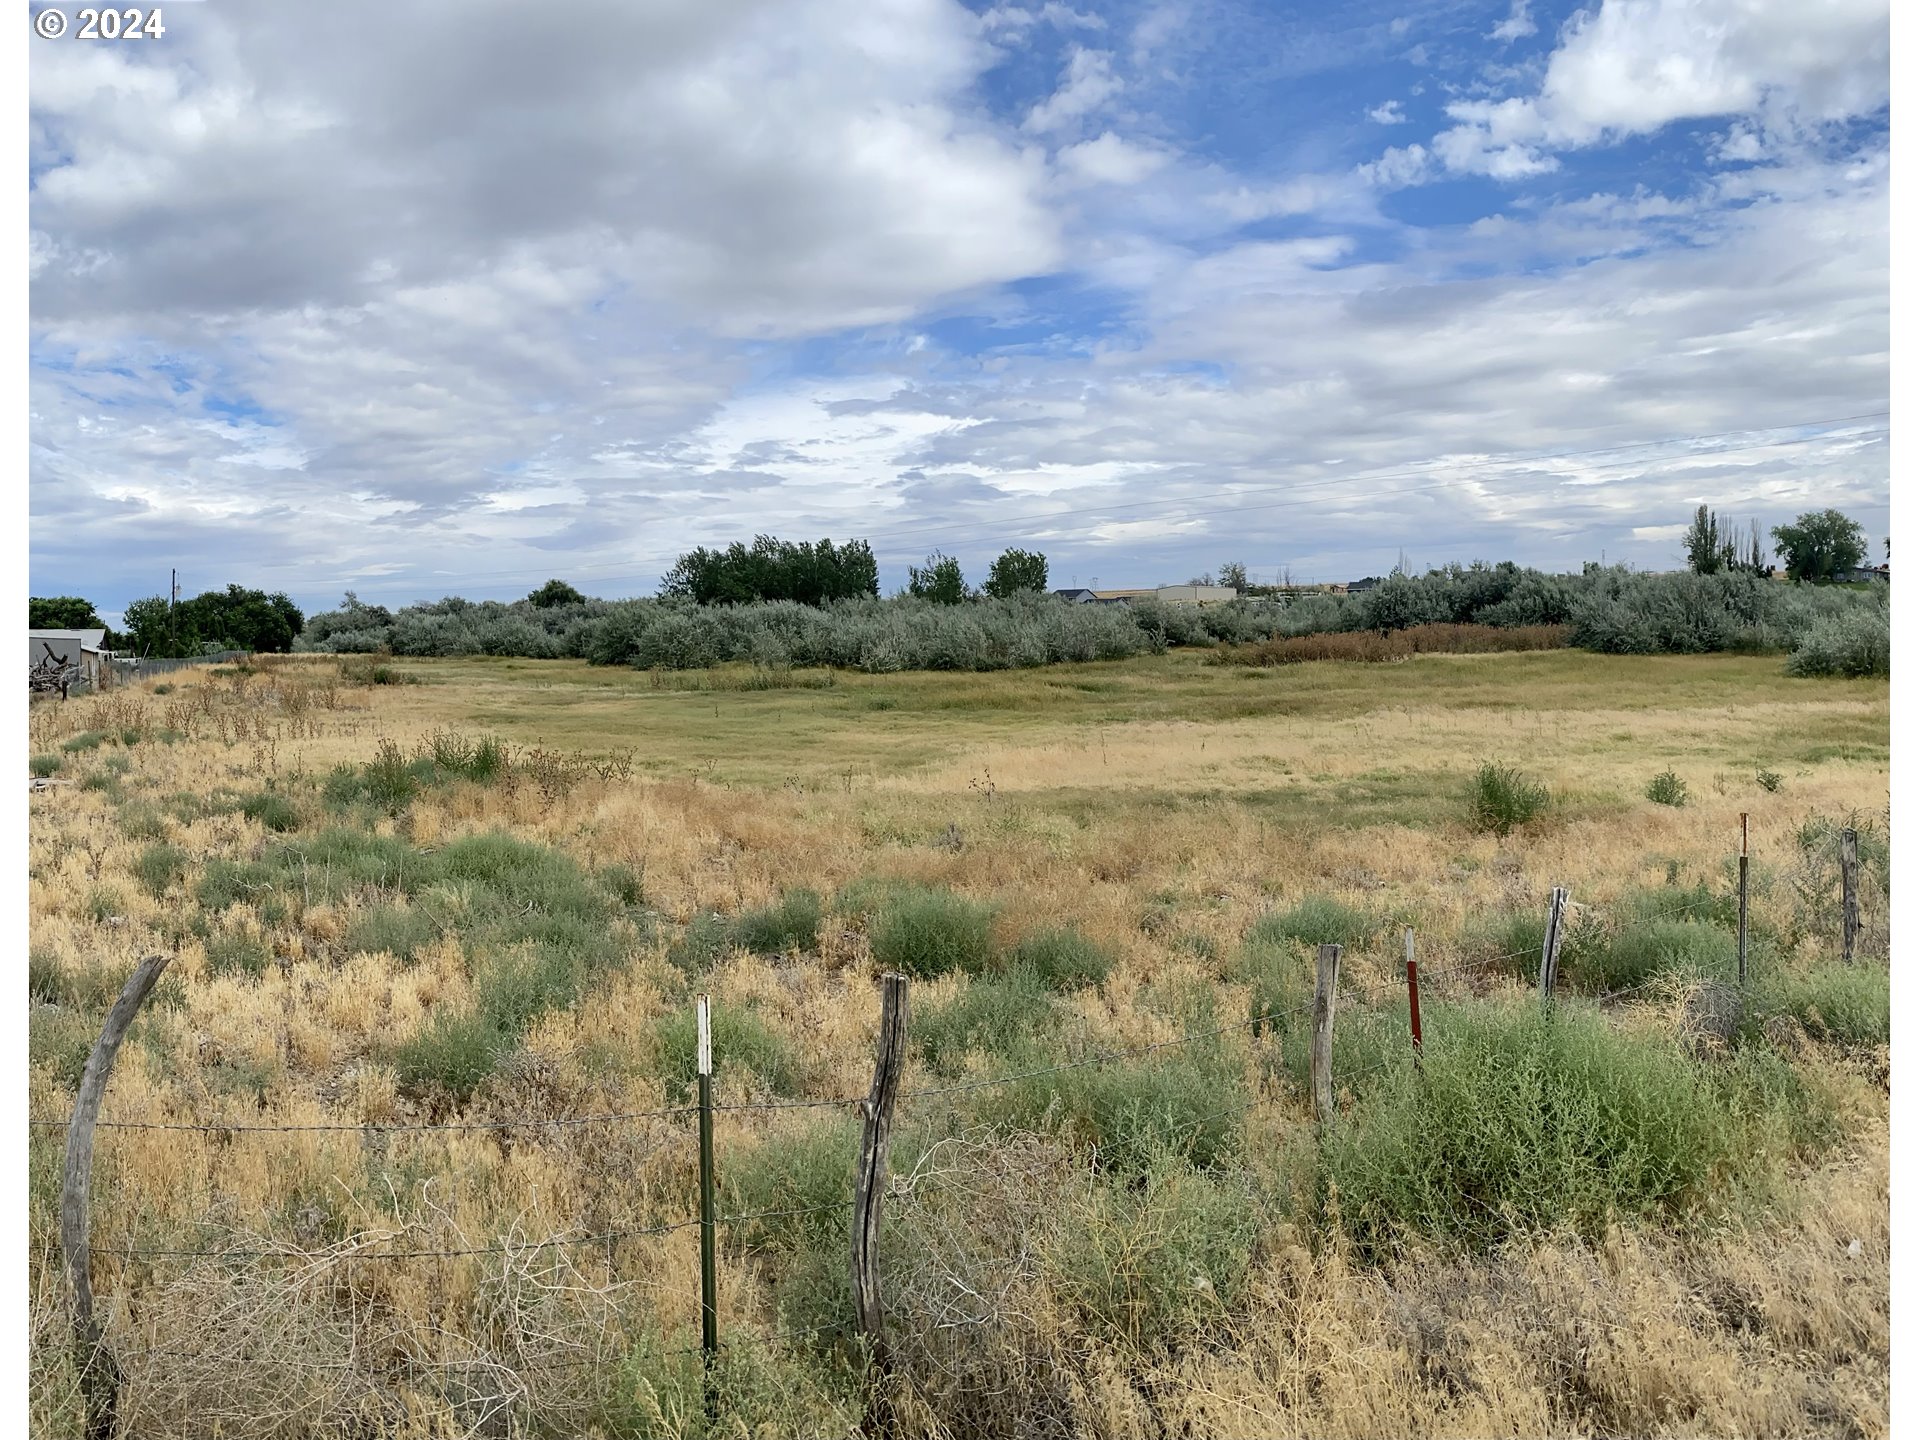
[27,0,1889,603]
[1435,0,1888,175]
[1368,100,1407,124]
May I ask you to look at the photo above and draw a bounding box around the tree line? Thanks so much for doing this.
[26,506,1883,661]
[27,585,306,657]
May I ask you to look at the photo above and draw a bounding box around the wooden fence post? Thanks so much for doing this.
[1403,928,1423,1066]
[696,995,718,1395]
[62,954,171,1440]
[1840,828,1860,963]
[1538,887,1568,1011]
[1312,945,1340,1125]
[1737,815,1750,988]
[852,972,908,1435]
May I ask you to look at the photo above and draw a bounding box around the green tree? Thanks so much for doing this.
[1683,505,1725,574]
[120,585,303,656]
[1217,561,1249,593]
[28,596,102,629]
[982,548,1048,598]
[907,551,970,605]
[660,536,879,605]
[1772,509,1867,583]
[527,579,588,608]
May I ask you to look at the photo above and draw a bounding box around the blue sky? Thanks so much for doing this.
[28,0,1890,624]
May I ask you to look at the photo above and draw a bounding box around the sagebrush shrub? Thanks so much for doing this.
[1466,763,1550,836]
[29,754,61,778]
[1784,605,1890,678]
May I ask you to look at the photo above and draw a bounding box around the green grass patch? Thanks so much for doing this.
[205,933,274,980]
[1756,962,1889,1047]
[132,842,189,898]
[29,754,61,778]
[869,888,997,979]
[730,888,824,956]
[391,1012,505,1104]
[719,1118,860,1249]
[1006,926,1113,991]
[1048,1156,1259,1347]
[1321,997,1832,1255]
[911,966,1056,1073]
[1247,896,1375,953]
[654,1005,802,1100]
[61,731,108,754]
[239,790,301,832]
[341,904,441,964]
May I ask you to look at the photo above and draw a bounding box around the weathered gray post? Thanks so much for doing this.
[62,955,171,1440]
[1539,887,1568,1010]
[1312,945,1341,1125]
[852,972,908,1436]
[1841,828,1860,963]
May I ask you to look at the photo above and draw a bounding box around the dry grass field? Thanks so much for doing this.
[25,649,1889,1439]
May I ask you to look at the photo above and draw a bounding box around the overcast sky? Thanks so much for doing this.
[27,0,1889,621]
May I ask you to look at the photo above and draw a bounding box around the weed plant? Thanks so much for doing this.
[1467,763,1550,836]
[1646,770,1689,807]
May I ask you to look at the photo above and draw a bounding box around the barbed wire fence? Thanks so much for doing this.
[33,814,1869,1437]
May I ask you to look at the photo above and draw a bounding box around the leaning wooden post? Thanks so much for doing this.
[1840,828,1860,963]
[1538,887,1568,1011]
[696,994,719,1396]
[1403,928,1423,1067]
[1736,814,1751,988]
[1311,945,1340,1126]
[63,954,170,1440]
[852,972,908,1435]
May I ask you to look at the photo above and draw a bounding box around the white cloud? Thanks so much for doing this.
[1356,143,1432,188]
[1057,132,1173,187]
[25,0,1889,604]
[1368,100,1407,124]
[1023,48,1123,135]
[1433,0,1889,176]
[1489,0,1537,42]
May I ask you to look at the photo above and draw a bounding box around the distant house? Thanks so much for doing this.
[28,629,111,694]
[1345,576,1384,594]
[1062,585,1238,608]
[1840,564,1890,584]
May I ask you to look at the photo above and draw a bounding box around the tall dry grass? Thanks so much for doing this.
[23,654,1888,1438]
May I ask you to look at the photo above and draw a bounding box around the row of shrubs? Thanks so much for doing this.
[291,565,1889,676]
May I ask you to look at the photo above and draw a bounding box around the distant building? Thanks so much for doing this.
[1061,584,1239,608]
[1345,576,1384,593]
[1840,564,1890,584]
[28,629,111,694]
